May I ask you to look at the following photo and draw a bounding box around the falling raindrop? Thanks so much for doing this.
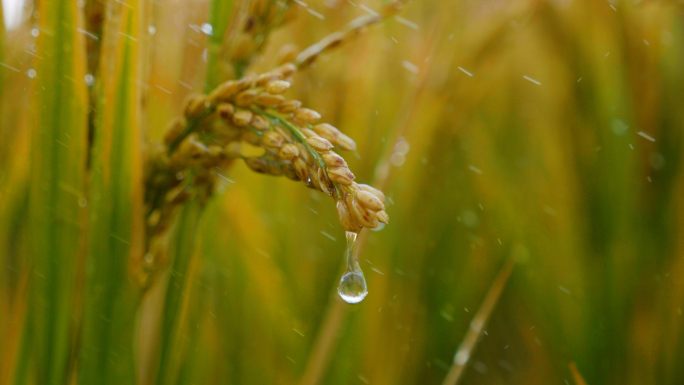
[337,231,368,304]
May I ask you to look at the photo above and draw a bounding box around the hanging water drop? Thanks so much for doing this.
[338,231,368,304]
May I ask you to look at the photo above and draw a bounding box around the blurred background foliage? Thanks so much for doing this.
[1,0,684,384]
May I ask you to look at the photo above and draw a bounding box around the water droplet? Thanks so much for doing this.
[78,197,88,207]
[338,270,368,303]
[31,28,40,37]
[27,69,37,78]
[148,26,157,35]
[337,231,368,304]
[200,23,213,35]
[84,74,94,86]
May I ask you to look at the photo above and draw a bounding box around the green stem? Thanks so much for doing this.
[156,198,204,385]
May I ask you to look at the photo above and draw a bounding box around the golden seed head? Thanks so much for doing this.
[279,143,299,160]
[217,103,235,120]
[306,136,333,152]
[294,108,322,123]
[292,158,309,181]
[355,190,384,211]
[157,60,393,238]
[277,100,302,113]
[337,133,357,151]
[356,183,385,203]
[262,131,284,148]
[266,80,291,94]
[296,143,314,166]
[321,151,347,168]
[232,109,253,126]
[327,167,355,185]
[376,210,389,224]
[256,93,285,107]
[234,89,260,107]
[250,114,270,131]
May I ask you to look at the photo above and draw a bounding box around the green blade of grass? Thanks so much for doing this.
[78,1,146,384]
[27,0,90,383]
[156,198,203,385]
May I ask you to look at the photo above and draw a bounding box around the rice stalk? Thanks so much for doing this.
[151,2,300,381]
[144,5,400,382]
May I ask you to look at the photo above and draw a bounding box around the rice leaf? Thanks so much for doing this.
[27,0,89,383]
